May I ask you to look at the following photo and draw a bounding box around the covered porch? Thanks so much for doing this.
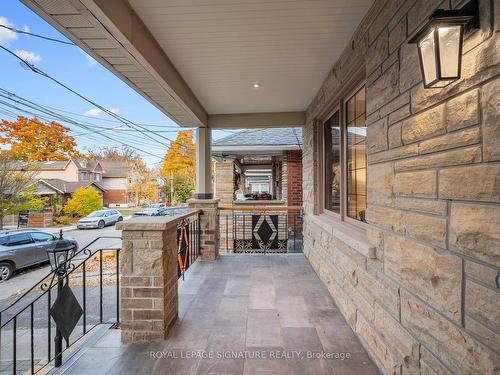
[17,0,500,374]
[50,255,378,375]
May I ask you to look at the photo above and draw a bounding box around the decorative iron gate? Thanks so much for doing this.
[219,206,303,253]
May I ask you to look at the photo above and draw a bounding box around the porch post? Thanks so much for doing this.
[117,218,179,343]
[194,127,213,199]
[188,127,219,261]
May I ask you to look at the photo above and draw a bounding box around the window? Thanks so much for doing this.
[324,111,341,214]
[80,171,88,181]
[346,87,367,222]
[93,172,101,181]
[31,232,55,242]
[6,233,33,246]
[322,85,367,224]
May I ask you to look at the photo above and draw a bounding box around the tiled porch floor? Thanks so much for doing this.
[54,255,379,375]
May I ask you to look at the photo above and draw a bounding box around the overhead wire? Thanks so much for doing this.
[0,24,75,46]
[0,44,191,150]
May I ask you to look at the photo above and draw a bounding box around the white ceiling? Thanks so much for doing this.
[128,0,373,115]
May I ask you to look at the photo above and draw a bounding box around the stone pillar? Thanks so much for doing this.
[195,127,213,199]
[117,217,179,343]
[187,199,219,260]
[214,161,235,204]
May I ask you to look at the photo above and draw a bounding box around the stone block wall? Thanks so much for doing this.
[118,219,179,342]
[302,0,499,374]
[214,161,235,205]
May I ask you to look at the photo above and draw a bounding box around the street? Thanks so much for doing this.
[0,224,122,304]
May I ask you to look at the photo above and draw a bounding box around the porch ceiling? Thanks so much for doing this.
[21,0,373,127]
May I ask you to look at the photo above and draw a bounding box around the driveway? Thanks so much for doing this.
[0,224,122,303]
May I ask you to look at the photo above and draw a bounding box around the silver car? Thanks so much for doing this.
[77,209,123,229]
[0,229,78,280]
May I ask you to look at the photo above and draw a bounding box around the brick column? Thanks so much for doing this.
[117,217,179,343]
[187,198,219,260]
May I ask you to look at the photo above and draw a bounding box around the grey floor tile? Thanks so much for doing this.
[196,357,244,375]
[151,350,200,375]
[246,309,283,348]
[282,327,323,352]
[214,296,248,327]
[206,325,246,351]
[106,342,165,375]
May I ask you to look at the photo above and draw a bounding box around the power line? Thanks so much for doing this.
[0,99,168,152]
[0,44,191,150]
[0,89,167,148]
[0,97,166,159]
[0,24,75,46]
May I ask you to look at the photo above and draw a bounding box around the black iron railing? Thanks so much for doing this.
[177,212,201,280]
[219,206,303,253]
[0,237,121,375]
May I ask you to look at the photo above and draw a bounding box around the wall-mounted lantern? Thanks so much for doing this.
[409,0,479,88]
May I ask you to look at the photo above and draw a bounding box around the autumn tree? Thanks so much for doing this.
[86,145,142,164]
[0,116,80,161]
[160,131,195,204]
[64,187,103,217]
[0,153,42,229]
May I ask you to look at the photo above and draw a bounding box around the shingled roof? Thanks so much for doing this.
[37,179,106,193]
[213,128,302,148]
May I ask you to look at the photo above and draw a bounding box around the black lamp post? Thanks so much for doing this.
[46,230,77,367]
[409,0,479,88]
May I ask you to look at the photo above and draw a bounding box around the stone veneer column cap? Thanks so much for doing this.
[116,209,201,231]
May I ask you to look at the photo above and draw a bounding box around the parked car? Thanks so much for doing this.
[133,203,167,217]
[77,209,123,229]
[0,229,78,280]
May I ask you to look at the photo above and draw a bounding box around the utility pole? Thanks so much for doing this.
[170,170,174,205]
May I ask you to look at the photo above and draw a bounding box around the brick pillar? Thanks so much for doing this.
[117,217,179,343]
[187,199,219,260]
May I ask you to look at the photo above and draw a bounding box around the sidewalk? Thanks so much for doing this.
[1,224,77,233]
[2,216,132,233]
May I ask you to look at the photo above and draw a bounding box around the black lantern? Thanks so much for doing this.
[46,230,76,272]
[409,0,479,88]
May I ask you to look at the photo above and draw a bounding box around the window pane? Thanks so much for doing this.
[324,111,341,214]
[346,86,367,222]
[8,233,33,246]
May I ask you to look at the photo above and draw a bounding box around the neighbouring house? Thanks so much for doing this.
[212,128,303,207]
[30,159,131,208]
[34,178,105,208]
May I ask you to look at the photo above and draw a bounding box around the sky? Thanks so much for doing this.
[0,0,230,167]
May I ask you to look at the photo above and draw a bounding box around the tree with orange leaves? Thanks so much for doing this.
[160,130,195,203]
[0,116,80,161]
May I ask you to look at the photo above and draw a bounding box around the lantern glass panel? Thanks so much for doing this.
[438,25,462,78]
[56,252,67,268]
[418,30,437,86]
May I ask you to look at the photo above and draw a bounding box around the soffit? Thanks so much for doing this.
[126,0,374,114]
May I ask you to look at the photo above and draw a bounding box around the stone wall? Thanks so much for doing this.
[302,0,499,374]
[214,161,235,205]
[118,218,179,342]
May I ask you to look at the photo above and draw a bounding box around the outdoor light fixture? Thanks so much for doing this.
[46,230,76,272]
[252,82,261,89]
[409,0,479,88]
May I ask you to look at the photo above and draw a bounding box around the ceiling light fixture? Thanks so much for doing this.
[252,82,261,89]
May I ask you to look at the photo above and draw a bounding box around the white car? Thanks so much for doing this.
[77,209,123,229]
[133,203,166,217]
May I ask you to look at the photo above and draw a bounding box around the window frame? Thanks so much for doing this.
[318,80,368,232]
